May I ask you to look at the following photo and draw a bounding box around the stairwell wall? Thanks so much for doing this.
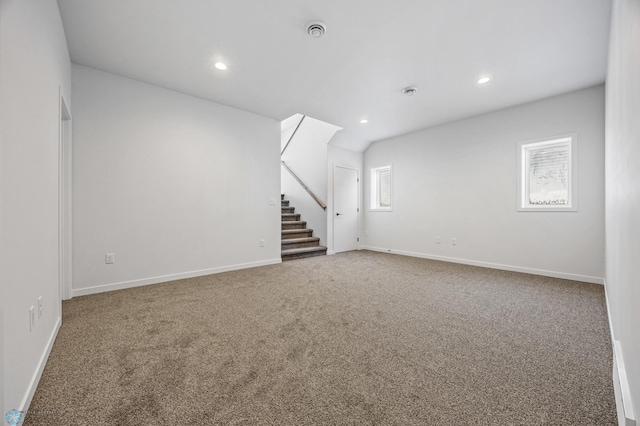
[72,65,281,296]
[362,85,605,283]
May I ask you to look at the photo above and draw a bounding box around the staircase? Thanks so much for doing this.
[281,194,327,261]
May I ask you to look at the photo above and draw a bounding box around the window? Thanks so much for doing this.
[370,165,392,210]
[517,134,577,211]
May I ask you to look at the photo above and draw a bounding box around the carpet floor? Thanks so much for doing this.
[25,251,616,425]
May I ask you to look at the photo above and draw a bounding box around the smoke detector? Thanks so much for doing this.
[306,21,327,38]
[403,86,418,96]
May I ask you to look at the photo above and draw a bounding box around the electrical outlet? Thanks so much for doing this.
[269,198,276,206]
[29,306,35,332]
[105,253,115,264]
[38,296,43,318]
[452,238,457,246]
[259,239,265,247]
[435,237,441,244]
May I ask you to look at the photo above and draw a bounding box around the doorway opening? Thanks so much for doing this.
[59,93,72,304]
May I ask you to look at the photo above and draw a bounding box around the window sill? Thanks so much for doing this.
[517,206,578,212]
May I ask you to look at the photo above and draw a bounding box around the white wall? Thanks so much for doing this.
[327,145,363,254]
[363,85,605,283]
[0,0,71,414]
[605,0,640,423]
[72,65,281,295]
[0,0,5,414]
[281,116,340,246]
[280,113,303,153]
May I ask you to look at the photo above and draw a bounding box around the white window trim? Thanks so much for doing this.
[369,164,393,212]
[516,133,578,212]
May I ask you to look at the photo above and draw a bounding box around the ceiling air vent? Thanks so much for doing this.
[306,21,327,38]
[403,86,418,96]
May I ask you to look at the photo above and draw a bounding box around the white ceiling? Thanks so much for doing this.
[57,0,612,152]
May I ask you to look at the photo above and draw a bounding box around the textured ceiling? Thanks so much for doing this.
[58,0,612,151]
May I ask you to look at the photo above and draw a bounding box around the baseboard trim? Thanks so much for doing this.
[327,250,336,255]
[359,246,604,284]
[19,316,61,413]
[613,340,637,426]
[604,280,636,426]
[72,258,283,297]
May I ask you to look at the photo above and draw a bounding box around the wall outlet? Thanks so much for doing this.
[105,253,115,264]
[259,239,265,247]
[269,198,276,206]
[435,237,441,244]
[452,238,457,246]
[38,296,43,319]
[29,306,35,332]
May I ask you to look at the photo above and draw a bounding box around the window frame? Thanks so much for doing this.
[370,164,393,212]
[516,133,578,212]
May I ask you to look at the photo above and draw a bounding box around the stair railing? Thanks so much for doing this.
[281,115,305,156]
[281,161,327,210]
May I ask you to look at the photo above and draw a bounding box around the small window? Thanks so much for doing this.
[370,165,392,210]
[517,134,577,211]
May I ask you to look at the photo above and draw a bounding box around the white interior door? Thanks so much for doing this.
[334,166,358,253]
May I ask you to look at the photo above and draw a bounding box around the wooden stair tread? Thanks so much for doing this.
[281,221,307,230]
[281,237,319,244]
[281,229,314,240]
[282,228,313,235]
[281,246,327,255]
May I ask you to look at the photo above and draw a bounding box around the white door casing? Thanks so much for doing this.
[59,93,72,302]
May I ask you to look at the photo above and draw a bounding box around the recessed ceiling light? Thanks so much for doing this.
[214,62,227,71]
[477,76,491,84]
[360,119,369,124]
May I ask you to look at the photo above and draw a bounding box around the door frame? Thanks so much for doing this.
[59,91,72,304]
[332,164,360,254]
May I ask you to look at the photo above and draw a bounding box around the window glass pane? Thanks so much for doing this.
[527,144,569,206]
[379,169,391,208]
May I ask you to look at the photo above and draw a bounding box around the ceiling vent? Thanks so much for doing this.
[403,86,418,96]
[306,21,327,38]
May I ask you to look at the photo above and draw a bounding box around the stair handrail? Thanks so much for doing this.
[281,115,305,156]
[281,161,327,210]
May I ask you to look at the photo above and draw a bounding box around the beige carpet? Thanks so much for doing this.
[26,251,615,425]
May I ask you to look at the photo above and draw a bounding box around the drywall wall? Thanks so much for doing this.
[605,0,639,423]
[0,300,3,420]
[281,113,303,153]
[327,145,363,254]
[72,65,281,295]
[0,0,71,414]
[0,0,5,415]
[363,85,605,283]
[280,116,340,246]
